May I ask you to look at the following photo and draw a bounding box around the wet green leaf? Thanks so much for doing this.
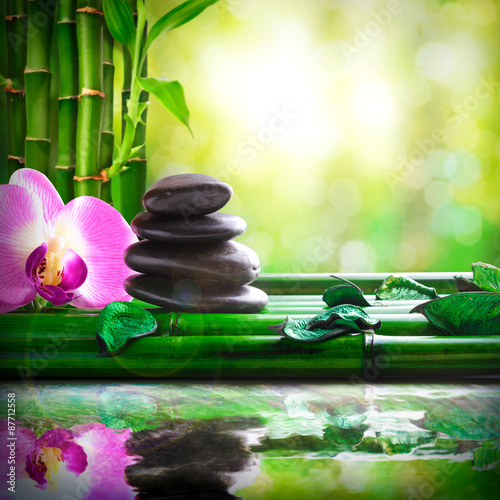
[322,276,370,308]
[375,275,439,301]
[268,305,381,342]
[96,301,157,356]
[410,292,500,335]
[472,262,500,293]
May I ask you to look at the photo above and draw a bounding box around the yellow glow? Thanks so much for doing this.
[353,79,395,124]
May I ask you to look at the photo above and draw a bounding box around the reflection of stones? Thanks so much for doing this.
[143,173,233,217]
[124,418,262,499]
[126,173,269,312]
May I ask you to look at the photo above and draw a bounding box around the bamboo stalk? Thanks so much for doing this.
[4,0,27,176]
[99,20,114,203]
[2,333,499,379]
[118,1,148,223]
[74,0,103,197]
[56,0,78,203]
[254,273,471,295]
[24,0,54,174]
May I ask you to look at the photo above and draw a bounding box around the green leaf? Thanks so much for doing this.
[268,305,381,342]
[323,276,371,308]
[0,74,9,88]
[144,0,219,54]
[472,262,500,292]
[96,301,157,356]
[410,292,500,335]
[103,0,136,56]
[375,275,439,301]
[137,77,192,135]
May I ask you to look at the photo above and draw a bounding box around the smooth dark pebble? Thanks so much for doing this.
[125,275,269,313]
[124,240,260,289]
[131,211,247,243]
[143,173,233,217]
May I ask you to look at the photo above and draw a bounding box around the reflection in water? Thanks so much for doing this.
[1,383,499,499]
[124,418,263,499]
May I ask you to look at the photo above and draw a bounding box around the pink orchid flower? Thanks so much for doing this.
[0,169,138,312]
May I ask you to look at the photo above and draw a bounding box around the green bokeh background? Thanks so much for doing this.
[2,0,499,273]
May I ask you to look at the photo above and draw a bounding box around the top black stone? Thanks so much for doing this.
[143,173,233,217]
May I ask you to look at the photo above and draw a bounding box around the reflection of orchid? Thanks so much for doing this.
[0,169,137,312]
[23,423,137,499]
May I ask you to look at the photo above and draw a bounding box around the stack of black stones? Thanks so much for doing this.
[124,174,269,313]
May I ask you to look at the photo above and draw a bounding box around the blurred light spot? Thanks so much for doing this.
[328,178,362,217]
[340,241,374,272]
[390,243,416,271]
[194,5,219,31]
[424,180,453,208]
[353,80,394,124]
[416,42,455,83]
[320,208,348,236]
[395,71,432,107]
[422,15,449,38]
[464,153,485,180]
[281,221,304,249]
[401,0,426,25]
[403,163,432,190]
[432,204,456,237]
[454,206,482,245]
[300,177,328,206]
[226,0,257,21]
[444,121,480,152]
[469,0,496,26]
[244,232,274,264]
[429,150,457,179]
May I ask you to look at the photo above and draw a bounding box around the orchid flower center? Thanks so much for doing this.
[37,447,64,492]
[37,236,66,287]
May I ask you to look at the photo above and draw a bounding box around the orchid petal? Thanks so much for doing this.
[0,185,45,307]
[10,168,64,224]
[37,284,75,306]
[25,242,47,281]
[0,300,30,313]
[55,197,138,308]
[59,248,88,291]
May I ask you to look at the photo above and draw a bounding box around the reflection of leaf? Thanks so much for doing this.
[375,275,439,300]
[472,262,500,292]
[268,305,381,342]
[472,440,500,471]
[410,292,500,335]
[323,276,370,308]
[96,301,157,356]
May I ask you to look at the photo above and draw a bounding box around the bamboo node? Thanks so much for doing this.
[55,165,76,170]
[103,59,114,66]
[127,158,147,163]
[5,14,28,21]
[76,7,104,15]
[79,88,105,101]
[7,155,25,164]
[2,79,25,96]
[73,172,107,182]
[59,95,79,101]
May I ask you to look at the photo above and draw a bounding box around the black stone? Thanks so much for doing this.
[124,240,260,289]
[143,173,233,217]
[125,275,269,313]
[131,211,247,243]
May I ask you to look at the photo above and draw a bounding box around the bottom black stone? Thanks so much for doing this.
[125,274,269,313]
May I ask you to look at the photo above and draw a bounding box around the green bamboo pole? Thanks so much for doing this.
[118,0,148,222]
[4,0,27,176]
[2,333,499,379]
[56,0,78,203]
[74,0,103,197]
[24,0,54,174]
[254,273,472,295]
[99,20,114,203]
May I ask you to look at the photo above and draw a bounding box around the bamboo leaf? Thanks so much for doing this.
[410,292,500,335]
[144,0,219,54]
[472,262,500,293]
[103,0,136,56]
[0,74,8,88]
[137,76,192,135]
[323,276,370,308]
[375,275,439,301]
[96,301,157,356]
[269,305,381,342]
